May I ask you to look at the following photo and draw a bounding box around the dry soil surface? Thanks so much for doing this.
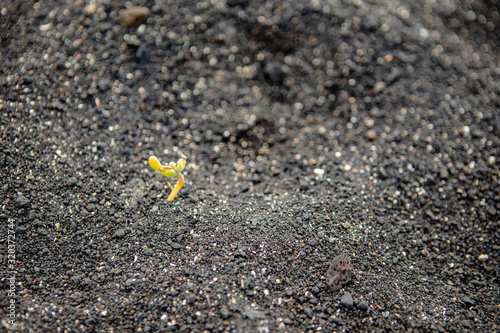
[1,0,499,332]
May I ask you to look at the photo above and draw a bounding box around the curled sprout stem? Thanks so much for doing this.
[166,173,185,201]
[149,154,187,201]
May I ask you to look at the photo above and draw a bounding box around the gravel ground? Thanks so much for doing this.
[1,0,499,332]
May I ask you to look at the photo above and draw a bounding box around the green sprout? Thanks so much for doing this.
[149,153,187,201]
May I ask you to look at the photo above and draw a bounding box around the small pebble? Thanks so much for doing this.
[326,254,354,291]
[463,296,475,307]
[70,275,81,284]
[85,4,97,15]
[297,249,307,259]
[313,168,325,178]
[373,81,386,94]
[167,240,182,250]
[119,6,151,28]
[340,291,354,308]
[15,195,30,207]
[66,177,78,186]
[219,307,230,319]
[357,299,369,311]
[98,79,109,92]
[15,225,27,234]
[39,23,53,32]
[136,43,149,64]
[243,307,266,320]
[113,229,125,238]
[186,294,197,304]
[123,34,141,46]
[440,168,449,179]
[478,254,488,261]
[366,129,377,140]
[83,278,94,287]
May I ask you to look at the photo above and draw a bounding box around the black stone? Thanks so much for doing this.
[15,195,30,207]
[340,292,354,309]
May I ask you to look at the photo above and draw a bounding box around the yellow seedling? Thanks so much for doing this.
[149,153,187,201]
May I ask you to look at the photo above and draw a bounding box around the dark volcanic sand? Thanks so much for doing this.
[1,0,499,332]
